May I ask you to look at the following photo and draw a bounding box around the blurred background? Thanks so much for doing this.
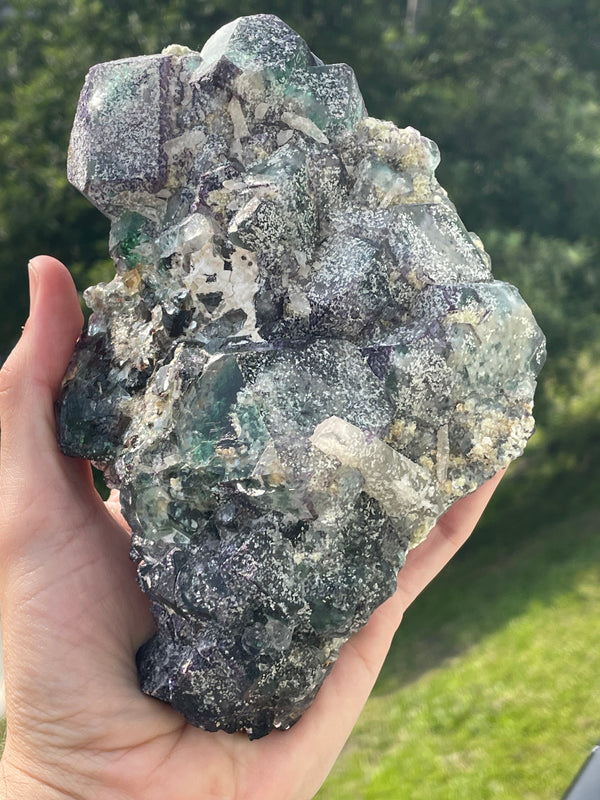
[1,0,599,796]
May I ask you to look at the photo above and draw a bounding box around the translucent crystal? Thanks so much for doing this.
[58,14,545,739]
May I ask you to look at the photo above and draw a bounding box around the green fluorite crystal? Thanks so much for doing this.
[58,14,545,739]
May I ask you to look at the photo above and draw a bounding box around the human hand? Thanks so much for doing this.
[0,256,502,800]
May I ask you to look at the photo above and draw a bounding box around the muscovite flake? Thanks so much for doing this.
[58,14,545,739]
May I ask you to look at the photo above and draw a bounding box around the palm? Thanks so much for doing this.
[0,257,501,800]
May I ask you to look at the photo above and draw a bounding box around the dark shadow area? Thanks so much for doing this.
[92,464,110,500]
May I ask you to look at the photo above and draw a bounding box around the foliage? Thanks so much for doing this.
[484,231,600,421]
[384,0,600,242]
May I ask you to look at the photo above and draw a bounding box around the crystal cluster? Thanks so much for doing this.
[58,14,545,738]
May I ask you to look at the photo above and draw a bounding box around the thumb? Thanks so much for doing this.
[0,255,89,501]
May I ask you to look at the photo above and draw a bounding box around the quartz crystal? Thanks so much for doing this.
[58,14,546,739]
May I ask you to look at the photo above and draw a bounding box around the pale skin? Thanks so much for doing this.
[0,255,503,800]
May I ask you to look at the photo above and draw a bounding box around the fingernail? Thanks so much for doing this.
[28,259,40,315]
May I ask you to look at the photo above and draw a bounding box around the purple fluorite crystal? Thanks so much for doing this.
[58,14,545,738]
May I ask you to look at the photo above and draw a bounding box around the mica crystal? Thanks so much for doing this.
[57,14,546,739]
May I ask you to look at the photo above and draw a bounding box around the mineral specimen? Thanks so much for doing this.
[57,14,546,739]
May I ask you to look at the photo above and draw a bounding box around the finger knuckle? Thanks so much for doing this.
[0,361,15,402]
[0,351,27,425]
[0,357,18,406]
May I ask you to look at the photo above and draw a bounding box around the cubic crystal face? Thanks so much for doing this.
[58,14,546,738]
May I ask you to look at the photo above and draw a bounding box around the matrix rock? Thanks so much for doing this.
[58,14,546,738]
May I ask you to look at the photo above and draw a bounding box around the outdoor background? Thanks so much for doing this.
[1,0,600,797]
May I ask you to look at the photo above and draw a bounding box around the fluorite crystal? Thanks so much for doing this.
[58,14,545,738]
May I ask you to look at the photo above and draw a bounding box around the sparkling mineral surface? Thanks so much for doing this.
[57,14,546,738]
